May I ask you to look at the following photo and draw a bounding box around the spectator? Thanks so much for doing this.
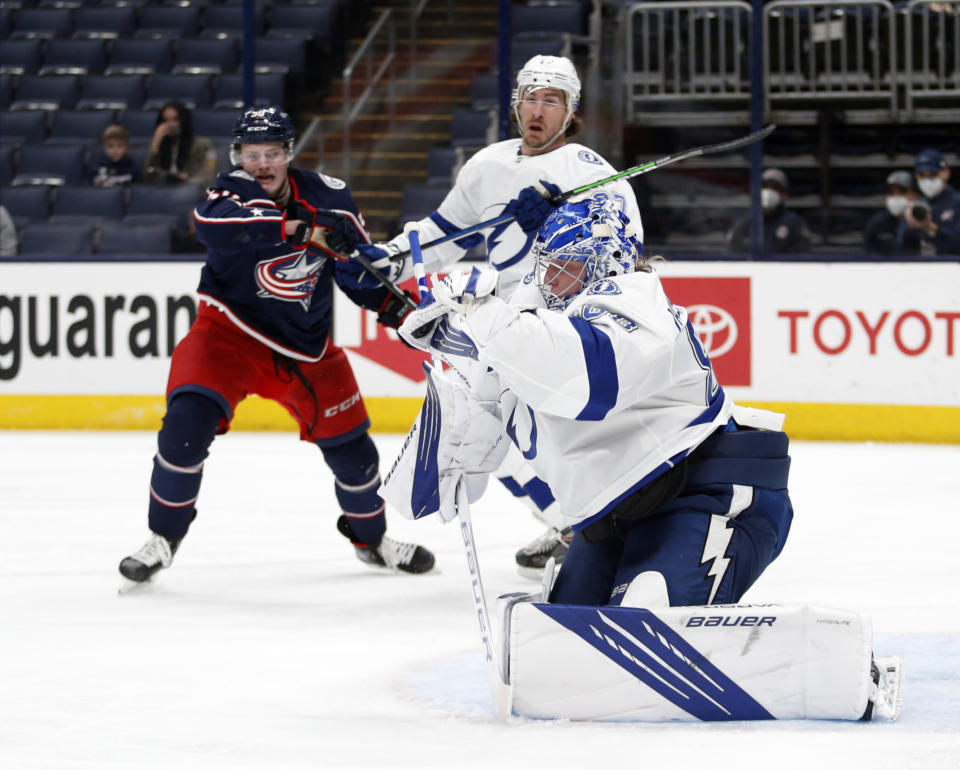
[897,149,960,257]
[89,124,141,187]
[0,204,17,256]
[727,168,812,255]
[864,170,919,258]
[144,101,216,188]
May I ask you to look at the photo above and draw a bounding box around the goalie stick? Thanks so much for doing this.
[407,227,511,718]
[391,123,777,259]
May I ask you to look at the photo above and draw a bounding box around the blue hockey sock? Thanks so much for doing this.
[320,433,386,546]
[148,392,222,539]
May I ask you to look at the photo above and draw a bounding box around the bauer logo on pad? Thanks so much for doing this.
[661,277,751,387]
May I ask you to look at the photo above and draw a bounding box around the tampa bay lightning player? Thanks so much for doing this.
[342,55,645,576]
[118,106,434,583]
[395,196,793,606]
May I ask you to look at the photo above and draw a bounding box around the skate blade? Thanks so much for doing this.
[117,577,155,595]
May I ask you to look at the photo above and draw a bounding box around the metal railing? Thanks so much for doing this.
[904,0,960,113]
[341,8,396,182]
[623,1,754,123]
[763,0,898,118]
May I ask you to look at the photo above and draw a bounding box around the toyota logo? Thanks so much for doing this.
[687,305,738,358]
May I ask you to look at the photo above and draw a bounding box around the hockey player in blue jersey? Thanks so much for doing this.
[118,106,434,583]
[389,196,793,607]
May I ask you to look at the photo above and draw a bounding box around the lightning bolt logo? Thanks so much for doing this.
[701,515,734,604]
[700,485,753,604]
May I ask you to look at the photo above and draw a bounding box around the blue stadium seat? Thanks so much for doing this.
[136,5,201,38]
[0,74,14,110]
[19,221,96,254]
[0,110,50,143]
[399,184,449,223]
[512,2,585,36]
[125,183,204,229]
[10,8,75,40]
[98,221,173,254]
[211,73,285,110]
[49,183,125,223]
[267,4,336,44]
[469,74,499,111]
[73,7,136,40]
[509,33,570,73]
[203,4,267,36]
[76,74,146,110]
[0,146,15,186]
[143,73,212,110]
[46,109,117,147]
[11,144,86,185]
[426,147,459,187]
[38,38,108,75]
[120,108,162,142]
[171,38,239,76]
[2,184,53,226]
[253,37,307,75]
[0,39,44,76]
[191,109,241,141]
[8,74,81,110]
[450,107,490,150]
[105,38,173,76]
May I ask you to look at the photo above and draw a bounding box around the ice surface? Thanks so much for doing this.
[1,431,958,769]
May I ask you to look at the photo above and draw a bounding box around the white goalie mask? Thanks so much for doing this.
[511,55,581,143]
[532,196,641,310]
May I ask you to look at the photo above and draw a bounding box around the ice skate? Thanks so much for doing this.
[516,527,570,580]
[118,533,181,583]
[863,655,904,721]
[337,515,435,574]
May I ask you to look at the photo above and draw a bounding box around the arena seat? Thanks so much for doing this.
[0,39,44,76]
[72,7,137,40]
[171,38,239,76]
[135,5,202,39]
[105,39,174,76]
[143,73,213,110]
[38,38,108,76]
[0,110,49,144]
[76,74,146,111]
[212,73,285,110]
[8,74,81,110]
[98,221,173,254]
[11,144,86,186]
[49,184,126,223]
[9,8,75,40]
[19,221,97,254]
[46,109,117,147]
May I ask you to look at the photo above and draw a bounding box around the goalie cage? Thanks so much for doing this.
[493,598,903,722]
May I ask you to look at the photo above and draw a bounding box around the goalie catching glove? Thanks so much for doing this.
[285,202,365,259]
[397,267,498,351]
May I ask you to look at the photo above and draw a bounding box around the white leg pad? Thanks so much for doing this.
[620,571,670,608]
[507,602,880,722]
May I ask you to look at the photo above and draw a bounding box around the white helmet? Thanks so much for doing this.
[512,55,581,112]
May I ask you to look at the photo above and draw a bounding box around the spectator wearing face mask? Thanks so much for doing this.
[896,149,960,257]
[727,168,812,255]
[864,170,919,258]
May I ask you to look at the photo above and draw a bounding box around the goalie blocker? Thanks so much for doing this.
[499,600,903,722]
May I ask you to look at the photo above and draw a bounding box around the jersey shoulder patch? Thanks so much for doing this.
[319,173,347,190]
[586,279,622,296]
[577,149,604,166]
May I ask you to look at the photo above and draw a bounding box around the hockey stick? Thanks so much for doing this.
[408,227,511,717]
[392,123,777,259]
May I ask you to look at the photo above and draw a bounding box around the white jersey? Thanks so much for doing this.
[454,270,732,529]
[388,139,644,299]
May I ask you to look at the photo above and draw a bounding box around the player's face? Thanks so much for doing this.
[541,257,587,301]
[517,87,568,155]
[240,142,289,198]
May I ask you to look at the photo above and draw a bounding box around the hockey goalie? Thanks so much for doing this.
[381,196,903,723]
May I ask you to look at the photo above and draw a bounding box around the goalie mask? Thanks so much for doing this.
[532,196,640,310]
[511,55,581,145]
[230,106,295,167]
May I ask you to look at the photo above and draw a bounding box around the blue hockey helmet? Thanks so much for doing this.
[532,195,641,310]
[230,106,295,166]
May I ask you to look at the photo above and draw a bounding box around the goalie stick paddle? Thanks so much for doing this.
[391,123,777,259]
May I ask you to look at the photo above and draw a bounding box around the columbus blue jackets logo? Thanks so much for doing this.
[255,250,327,310]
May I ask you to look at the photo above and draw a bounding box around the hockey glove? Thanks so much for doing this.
[337,242,406,291]
[286,203,364,259]
[505,180,562,232]
[432,266,498,313]
[398,294,450,351]
[376,290,417,330]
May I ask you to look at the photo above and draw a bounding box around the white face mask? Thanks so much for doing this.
[886,195,909,217]
[761,188,782,211]
[917,176,945,199]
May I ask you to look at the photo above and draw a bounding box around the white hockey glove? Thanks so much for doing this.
[432,266,498,313]
[398,294,449,352]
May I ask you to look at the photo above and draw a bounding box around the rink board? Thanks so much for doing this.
[1,260,958,442]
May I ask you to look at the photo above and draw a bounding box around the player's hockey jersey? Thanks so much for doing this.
[441,270,732,530]
[193,168,390,361]
[387,140,644,299]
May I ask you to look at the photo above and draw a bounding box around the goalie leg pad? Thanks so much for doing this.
[507,602,878,722]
